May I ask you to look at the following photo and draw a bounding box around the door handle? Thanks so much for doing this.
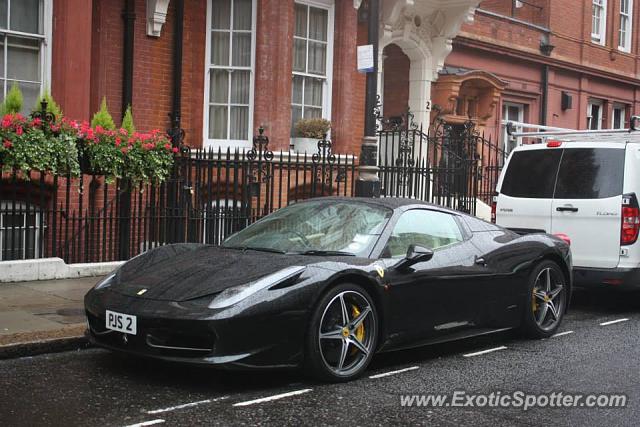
[475,257,487,266]
[556,206,579,213]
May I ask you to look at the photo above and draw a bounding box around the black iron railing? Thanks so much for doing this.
[0,131,356,263]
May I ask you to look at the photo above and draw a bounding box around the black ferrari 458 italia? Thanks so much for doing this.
[85,197,572,381]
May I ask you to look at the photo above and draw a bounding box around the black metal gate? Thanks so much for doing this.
[377,110,505,216]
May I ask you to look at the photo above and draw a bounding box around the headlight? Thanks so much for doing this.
[208,266,306,309]
[94,273,116,290]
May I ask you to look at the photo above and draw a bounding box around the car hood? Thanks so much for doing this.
[109,243,364,302]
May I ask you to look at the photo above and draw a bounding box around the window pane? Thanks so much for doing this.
[307,41,326,75]
[0,35,4,76]
[292,75,303,104]
[211,32,230,66]
[10,0,41,34]
[293,39,306,72]
[230,106,248,140]
[231,32,251,66]
[230,70,250,104]
[386,210,463,257]
[16,81,40,114]
[0,0,6,29]
[233,0,252,31]
[309,7,328,41]
[3,213,24,227]
[304,107,322,119]
[210,69,229,103]
[291,106,302,135]
[209,106,228,139]
[304,77,323,107]
[294,4,307,37]
[211,0,231,30]
[555,148,625,199]
[7,37,40,82]
[500,149,563,198]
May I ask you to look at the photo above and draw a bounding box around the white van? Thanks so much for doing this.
[494,138,640,289]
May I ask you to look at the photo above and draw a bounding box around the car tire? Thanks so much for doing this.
[521,260,568,339]
[304,283,378,382]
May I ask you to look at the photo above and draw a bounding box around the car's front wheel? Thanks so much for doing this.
[305,283,378,382]
[521,260,568,338]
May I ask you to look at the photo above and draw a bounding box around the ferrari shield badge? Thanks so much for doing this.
[374,265,385,278]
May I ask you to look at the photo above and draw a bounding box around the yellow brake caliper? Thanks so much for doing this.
[351,305,365,355]
[532,288,539,313]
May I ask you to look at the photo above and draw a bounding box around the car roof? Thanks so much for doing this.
[303,196,464,215]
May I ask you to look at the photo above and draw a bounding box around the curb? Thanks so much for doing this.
[0,258,124,283]
[0,334,91,360]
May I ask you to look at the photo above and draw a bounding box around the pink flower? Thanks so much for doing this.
[3,140,12,149]
[164,143,171,150]
[119,128,128,136]
[15,126,23,136]
[115,137,122,147]
[172,147,179,153]
[31,118,42,127]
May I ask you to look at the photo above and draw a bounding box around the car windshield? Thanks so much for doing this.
[222,200,392,257]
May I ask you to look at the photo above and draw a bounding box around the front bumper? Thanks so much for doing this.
[573,267,640,290]
[84,289,309,369]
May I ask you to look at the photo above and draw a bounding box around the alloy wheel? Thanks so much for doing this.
[318,290,376,377]
[532,267,565,331]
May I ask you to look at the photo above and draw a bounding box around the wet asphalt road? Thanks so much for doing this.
[1,289,639,427]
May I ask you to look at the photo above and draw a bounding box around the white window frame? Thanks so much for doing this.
[290,0,335,138]
[592,0,607,45]
[612,103,627,129]
[203,0,257,150]
[0,202,43,260]
[0,0,53,108]
[502,102,524,158]
[587,99,604,130]
[619,0,633,52]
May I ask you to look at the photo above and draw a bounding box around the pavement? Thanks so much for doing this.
[0,288,639,426]
[0,276,101,355]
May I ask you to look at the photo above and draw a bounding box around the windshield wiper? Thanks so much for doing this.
[224,246,286,254]
[295,250,356,257]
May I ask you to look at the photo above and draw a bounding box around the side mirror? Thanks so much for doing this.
[394,245,434,271]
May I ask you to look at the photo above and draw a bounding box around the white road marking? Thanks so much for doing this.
[369,366,420,379]
[232,389,313,407]
[551,330,574,338]
[146,396,228,414]
[600,318,629,326]
[463,346,507,358]
[123,420,165,427]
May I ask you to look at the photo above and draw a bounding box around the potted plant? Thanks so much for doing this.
[292,118,331,154]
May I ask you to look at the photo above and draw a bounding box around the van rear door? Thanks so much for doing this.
[550,145,625,269]
[496,147,562,233]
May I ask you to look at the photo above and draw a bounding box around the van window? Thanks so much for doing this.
[500,150,562,198]
[554,148,625,199]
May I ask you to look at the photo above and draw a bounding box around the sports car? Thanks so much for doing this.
[85,197,572,382]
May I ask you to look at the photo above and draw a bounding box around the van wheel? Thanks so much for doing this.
[521,260,567,339]
[305,283,378,382]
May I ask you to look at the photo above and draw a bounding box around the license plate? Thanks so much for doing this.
[105,310,137,335]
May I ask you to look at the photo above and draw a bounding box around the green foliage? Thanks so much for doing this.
[91,97,116,130]
[294,118,331,139]
[121,105,136,135]
[4,83,23,114]
[0,114,79,176]
[34,90,63,119]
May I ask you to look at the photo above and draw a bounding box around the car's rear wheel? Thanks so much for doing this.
[305,283,378,382]
[521,260,567,338]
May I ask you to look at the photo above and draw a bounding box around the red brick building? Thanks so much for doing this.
[381,0,640,156]
[44,0,480,155]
